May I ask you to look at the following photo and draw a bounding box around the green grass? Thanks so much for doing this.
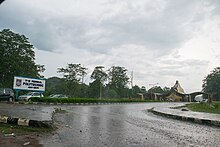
[187,101,220,114]
[31,97,160,103]
[0,123,53,136]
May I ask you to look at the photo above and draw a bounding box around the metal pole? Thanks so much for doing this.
[15,90,19,101]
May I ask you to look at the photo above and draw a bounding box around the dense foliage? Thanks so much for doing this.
[107,66,130,98]
[30,97,160,103]
[202,67,220,100]
[49,64,132,98]
[57,63,87,83]
[0,29,44,88]
[90,66,107,98]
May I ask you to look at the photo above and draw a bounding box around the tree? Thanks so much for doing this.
[107,66,129,98]
[131,85,142,98]
[148,86,164,93]
[57,63,88,97]
[90,66,107,98]
[202,67,220,100]
[91,66,107,82]
[108,66,129,88]
[163,86,171,93]
[140,86,147,93]
[0,29,44,88]
[88,80,100,98]
[57,63,87,83]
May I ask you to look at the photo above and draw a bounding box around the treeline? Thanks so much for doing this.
[45,63,171,98]
[1,29,220,100]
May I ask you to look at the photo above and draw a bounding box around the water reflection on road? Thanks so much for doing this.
[41,103,220,147]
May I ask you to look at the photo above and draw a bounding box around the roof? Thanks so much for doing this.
[172,80,185,94]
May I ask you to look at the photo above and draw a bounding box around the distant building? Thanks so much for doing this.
[144,92,163,101]
[164,80,186,102]
[143,80,208,102]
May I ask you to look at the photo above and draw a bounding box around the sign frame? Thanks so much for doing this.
[13,76,46,92]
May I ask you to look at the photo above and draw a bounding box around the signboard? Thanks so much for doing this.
[13,76,46,92]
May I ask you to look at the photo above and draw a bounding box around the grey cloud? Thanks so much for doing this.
[157,70,185,77]
[0,0,213,55]
[80,0,208,55]
[155,59,209,77]
[161,59,208,67]
[0,2,59,51]
[206,0,220,14]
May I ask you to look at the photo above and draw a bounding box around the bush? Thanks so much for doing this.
[30,97,160,103]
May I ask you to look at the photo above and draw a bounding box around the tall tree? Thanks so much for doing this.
[57,63,88,97]
[90,66,107,98]
[91,66,107,82]
[107,66,129,98]
[57,63,87,83]
[0,29,44,88]
[108,66,129,88]
[202,67,220,100]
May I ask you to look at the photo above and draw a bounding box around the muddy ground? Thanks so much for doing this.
[0,134,43,147]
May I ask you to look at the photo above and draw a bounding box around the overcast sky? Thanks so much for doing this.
[1,0,220,92]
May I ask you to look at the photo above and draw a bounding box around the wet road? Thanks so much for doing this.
[40,103,220,147]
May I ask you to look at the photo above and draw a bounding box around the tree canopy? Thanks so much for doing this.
[202,67,220,100]
[91,66,107,82]
[107,66,130,98]
[0,29,44,88]
[148,86,164,93]
[108,66,129,89]
[58,63,87,83]
[55,64,131,98]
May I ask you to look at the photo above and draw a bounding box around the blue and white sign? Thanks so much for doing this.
[13,76,46,92]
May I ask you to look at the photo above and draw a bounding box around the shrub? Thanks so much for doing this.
[30,97,160,103]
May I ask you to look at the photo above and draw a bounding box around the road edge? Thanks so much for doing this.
[0,115,52,128]
[148,107,220,128]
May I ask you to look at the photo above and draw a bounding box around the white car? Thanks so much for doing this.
[18,92,44,101]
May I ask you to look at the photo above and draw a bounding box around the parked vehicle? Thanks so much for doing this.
[48,94,55,98]
[49,94,68,98]
[0,88,14,102]
[18,92,44,101]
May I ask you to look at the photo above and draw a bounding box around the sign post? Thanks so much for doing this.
[15,89,20,100]
[13,76,46,100]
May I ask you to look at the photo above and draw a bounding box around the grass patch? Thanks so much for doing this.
[0,123,53,136]
[187,101,220,114]
[31,97,161,103]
